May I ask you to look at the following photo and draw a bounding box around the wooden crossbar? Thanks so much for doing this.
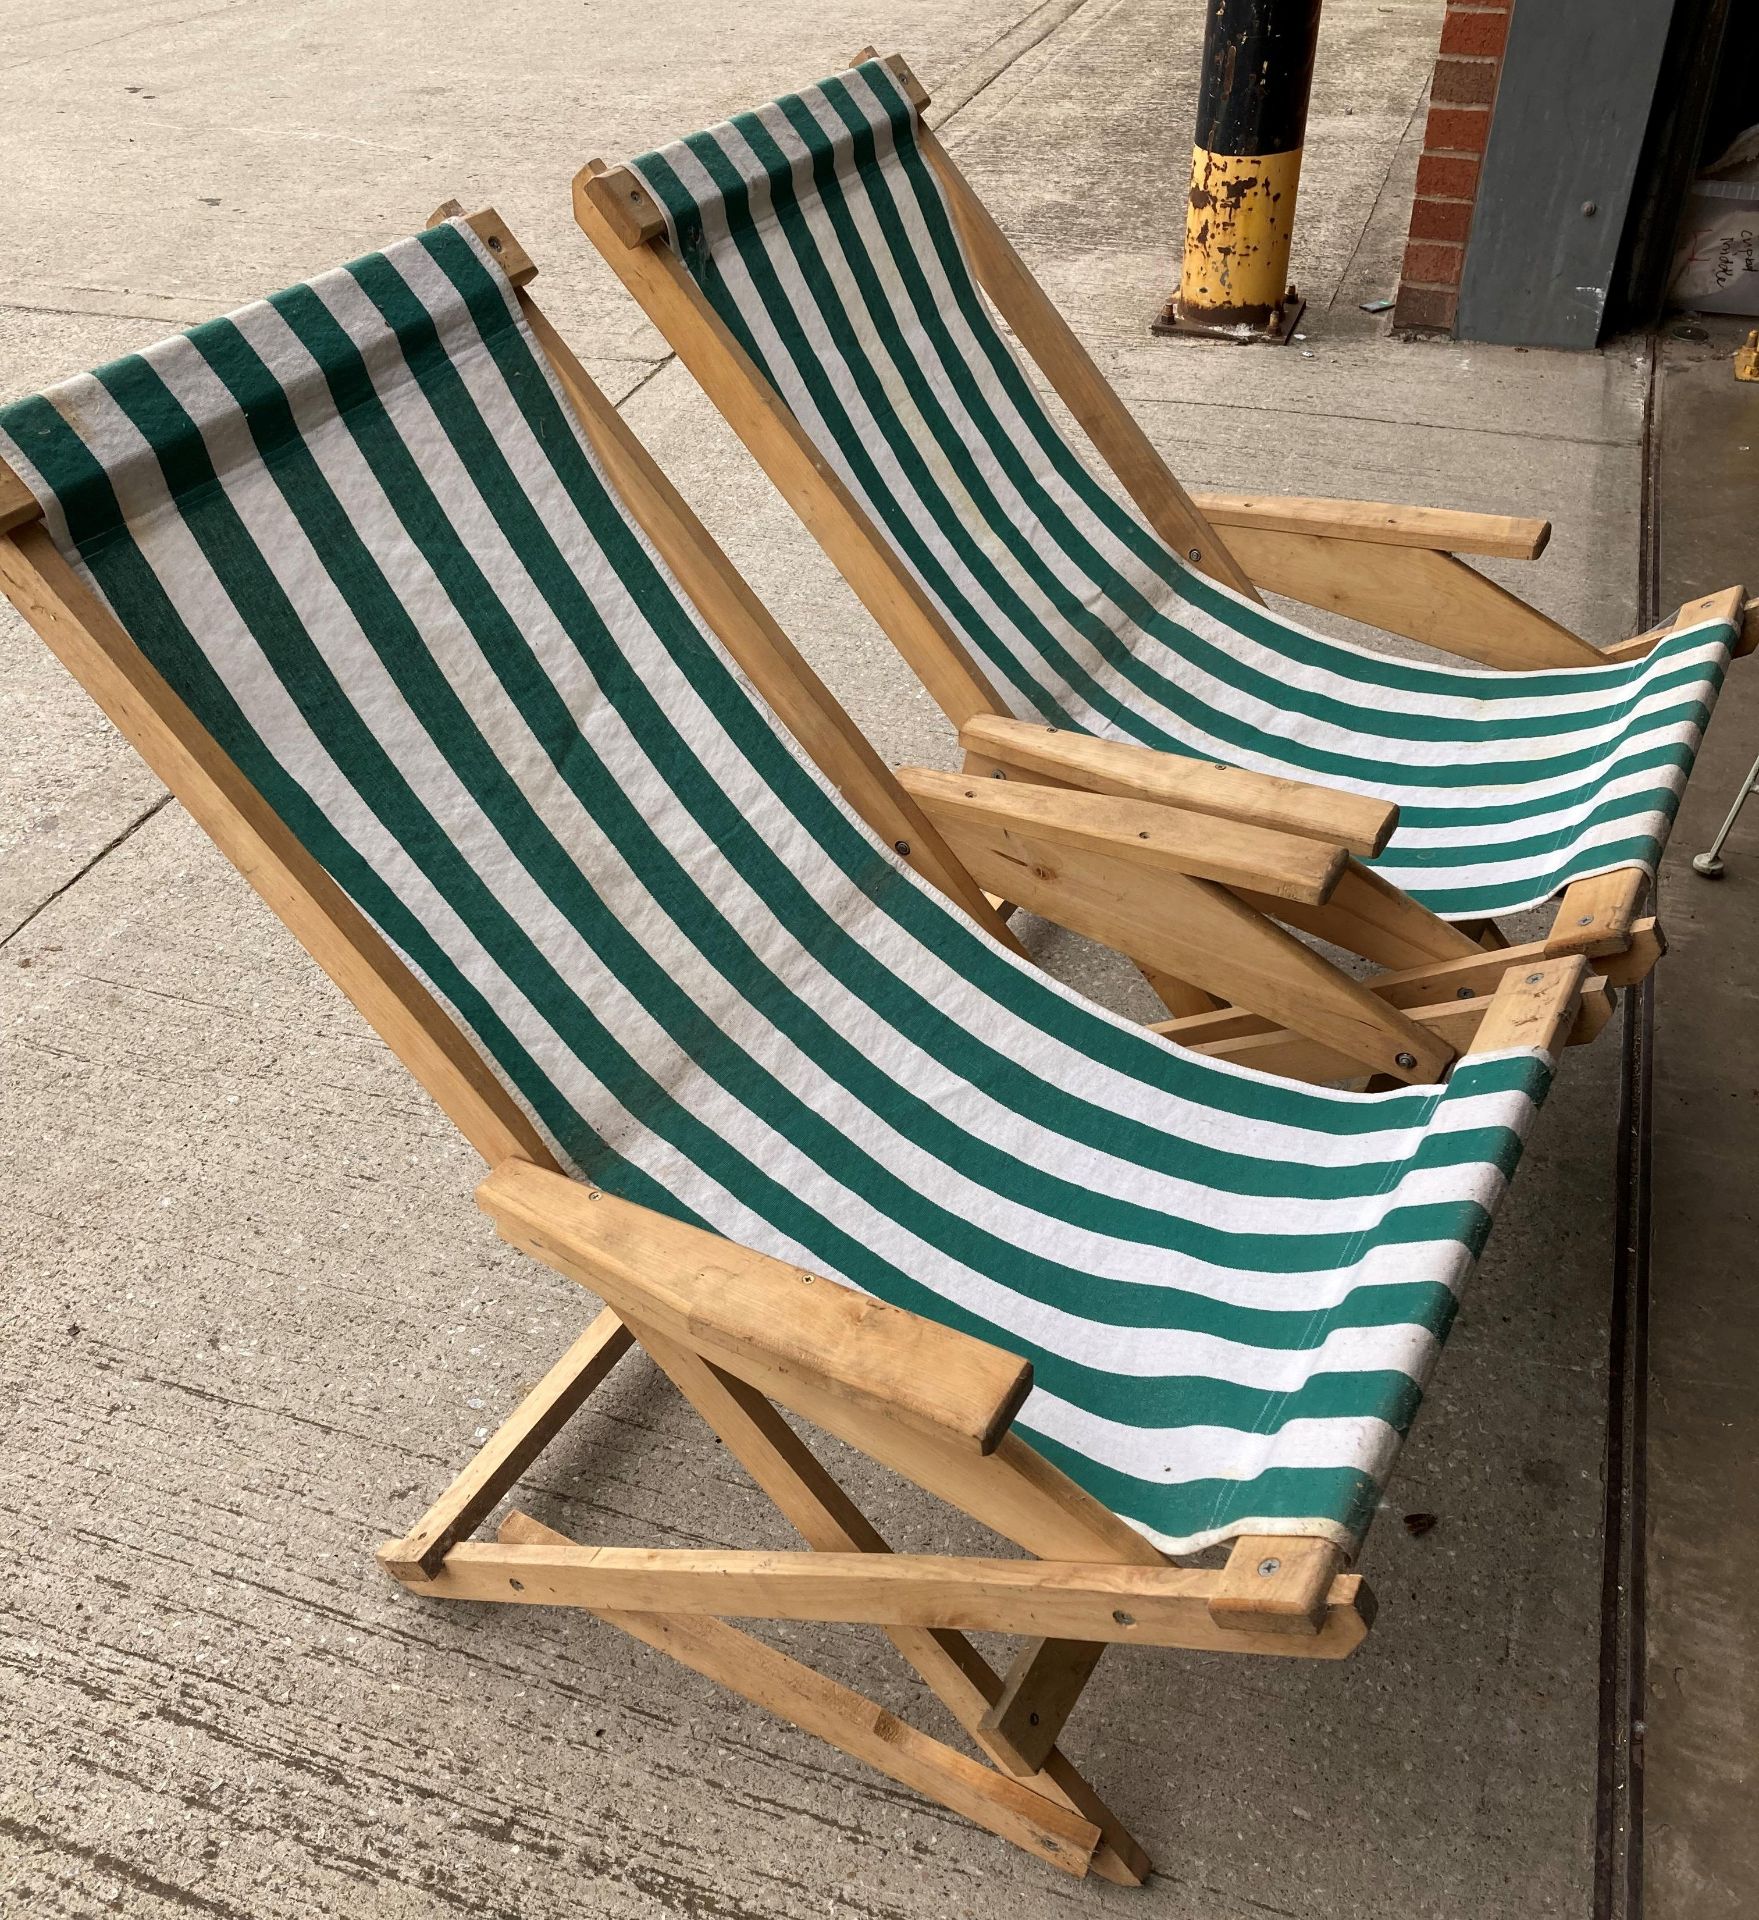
[496,1512,1105,1877]
[1153,932,1651,1047]
[631,1325,1150,1881]
[381,1308,633,1580]
[389,1539,1373,1653]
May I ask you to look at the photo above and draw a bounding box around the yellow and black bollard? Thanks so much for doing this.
[1154,0,1323,343]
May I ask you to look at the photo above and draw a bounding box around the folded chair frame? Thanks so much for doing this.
[576,48,1753,1082]
[0,205,1598,1882]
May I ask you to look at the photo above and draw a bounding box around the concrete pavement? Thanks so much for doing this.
[0,2,1712,1914]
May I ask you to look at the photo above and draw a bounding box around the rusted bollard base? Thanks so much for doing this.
[1151,288,1306,344]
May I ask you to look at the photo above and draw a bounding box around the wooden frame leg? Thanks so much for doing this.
[923,811,1455,1082]
[631,1322,1151,1883]
[981,1638,1109,1774]
[499,1509,1103,1878]
[380,1307,633,1579]
[379,1314,1154,1883]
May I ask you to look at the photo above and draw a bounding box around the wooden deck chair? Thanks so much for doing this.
[0,206,1604,1883]
[577,50,1753,1040]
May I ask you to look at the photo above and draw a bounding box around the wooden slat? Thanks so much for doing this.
[391,1538,1375,1655]
[1151,924,1658,1041]
[512,279,1021,953]
[1189,492,1551,560]
[1546,869,1647,959]
[959,714,1396,857]
[495,1512,1102,1877]
[1466,953,1588,1056]
[980,1639,1108,1774]
[1207,1535,1345,1636]
[0,522,554,1172]
[378,1309,633,1579]
[0,457,40,534]
[1238,857,1485,970]
[900,765,1347,903]
[637,1326,1149,1882]
[902,106,1259,605]
[575,160,1005,732]
[1221,526,1604,670]
[1167,990,1504,1082]
[476,1159,1033,1456]
[926,810,1455,1081]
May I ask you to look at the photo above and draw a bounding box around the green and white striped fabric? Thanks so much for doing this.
[628,60,1737,921]
[2,217,1557,1555]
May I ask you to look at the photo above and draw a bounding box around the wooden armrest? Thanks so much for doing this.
[477,1160,1033,1455]
[900,764,1347,904]
[1188,492,1551,561]
[958,715,1395,859]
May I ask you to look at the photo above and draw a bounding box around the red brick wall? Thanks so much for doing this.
[1393,1,1511,332]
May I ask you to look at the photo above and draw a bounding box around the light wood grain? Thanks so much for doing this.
[476,1159,1033,1457]
[959,714,1396,856]
[1208,1535,1346,1635]
[1467,954,1589,1057]
[1219,526,1604,670]
[1546,870,1648,960]
[494,1512,1103,1877]
[980,1638,1108,1774]
[1151,928,1652,1043]
[1237,858,1485,970]
[1602,585,1750,661]
[628,1325,1150,1880]
[1164,986,1609,1083]
[394,1537,1375,1655]
[900,764,1347,903]
[0,456,39,533]
[921,805,1453,1080]
[1190,492,1551,560]
[378,1309,633,1579]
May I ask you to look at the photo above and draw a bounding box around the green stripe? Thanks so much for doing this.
[628,63,1732,922]
[1022,1431,1386,1546]
[0,219,1567,1538]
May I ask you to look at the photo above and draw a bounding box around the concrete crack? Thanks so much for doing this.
[1325,78,1433,311]
[932,0,1119,127]
[1,793,172,950]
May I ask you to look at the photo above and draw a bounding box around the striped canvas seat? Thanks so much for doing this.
[0,217,1558,1556]
[626,59,1739,921]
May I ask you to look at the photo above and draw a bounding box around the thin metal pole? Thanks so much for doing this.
[1691,747,1759,876]
[1155,0,1324,343]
